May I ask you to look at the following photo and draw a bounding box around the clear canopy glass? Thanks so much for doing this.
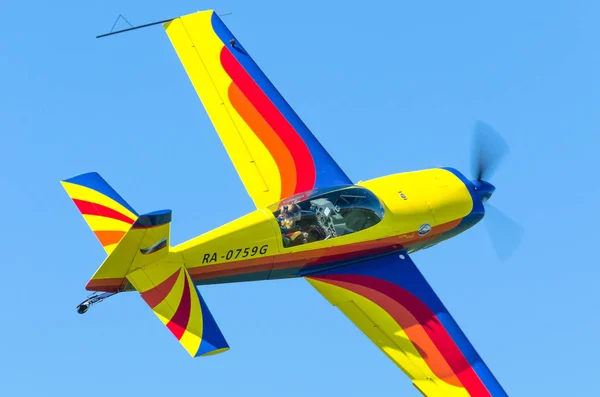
[270,186,385,248]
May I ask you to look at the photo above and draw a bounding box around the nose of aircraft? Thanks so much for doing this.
[471,180,495,203]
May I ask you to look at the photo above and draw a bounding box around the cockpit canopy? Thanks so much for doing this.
[270,186,385,248]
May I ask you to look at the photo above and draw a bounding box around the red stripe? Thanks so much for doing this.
[140,269,181,308]
[221,47,316,195]
[318,274,491,396]
[166,273,192,340]
[72,199,135,224]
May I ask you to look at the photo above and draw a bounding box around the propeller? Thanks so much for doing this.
[471,121,510,182]
[470,121,523,261]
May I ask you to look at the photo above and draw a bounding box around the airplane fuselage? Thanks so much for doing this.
[154,167,485,288]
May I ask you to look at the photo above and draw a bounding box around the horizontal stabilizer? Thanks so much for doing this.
[127,262,229,357]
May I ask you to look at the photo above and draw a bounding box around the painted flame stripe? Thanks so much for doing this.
[140,269,181,308]
[61,181,138,221]
[318,274,491,397]
[221,47,316,195]
[73,199,136,224]
[228,82,297,199]
[167,272,192,340]
[313,276,464,388]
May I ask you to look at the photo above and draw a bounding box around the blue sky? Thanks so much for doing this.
[2,0,598,395]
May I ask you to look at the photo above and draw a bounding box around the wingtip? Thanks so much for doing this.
[61,172,100,184]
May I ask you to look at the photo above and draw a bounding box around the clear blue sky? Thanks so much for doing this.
[2,1,598,395]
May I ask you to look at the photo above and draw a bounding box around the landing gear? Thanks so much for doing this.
[76,291,118,314]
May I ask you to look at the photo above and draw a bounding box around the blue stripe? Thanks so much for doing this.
[210,12,352,189]
[194,285,229,356]
[64,172,138,216]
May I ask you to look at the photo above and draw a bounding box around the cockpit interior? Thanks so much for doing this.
[271,186,385,248]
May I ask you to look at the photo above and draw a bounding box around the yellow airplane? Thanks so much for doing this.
[62,10,520,396]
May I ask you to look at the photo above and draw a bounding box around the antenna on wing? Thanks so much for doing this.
[96,16,174,39]
[111,14,133,31]
[96,12,233,39]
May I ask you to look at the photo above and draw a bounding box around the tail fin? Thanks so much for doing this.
[61,172,138,254]
[85,210,173,292]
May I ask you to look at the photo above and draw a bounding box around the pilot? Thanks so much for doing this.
[279,204,301,231]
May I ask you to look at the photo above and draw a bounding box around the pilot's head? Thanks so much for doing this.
[280,204,301,228]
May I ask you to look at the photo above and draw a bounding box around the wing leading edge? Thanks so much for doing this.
[306,254,508,397]
[164,11,352,208]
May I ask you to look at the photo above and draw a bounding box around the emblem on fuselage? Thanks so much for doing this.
[418,223,431,236]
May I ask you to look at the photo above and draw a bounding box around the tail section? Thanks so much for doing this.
[61,172,138,254]
[63,184,230,356]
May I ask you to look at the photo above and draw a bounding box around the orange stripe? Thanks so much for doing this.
[229,82,297,199]
[85,278,127,292]
[94,230,126,246]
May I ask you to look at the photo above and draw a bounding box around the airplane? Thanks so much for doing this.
[61,10,521,396]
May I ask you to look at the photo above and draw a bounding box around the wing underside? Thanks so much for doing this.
[306,254,507,397]
[163,11,352,208]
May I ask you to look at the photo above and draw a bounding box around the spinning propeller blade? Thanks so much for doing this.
[484,203,524,261]
[470,121,523,261]
[471,120,510,182]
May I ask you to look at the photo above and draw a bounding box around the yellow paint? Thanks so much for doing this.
[164,12,281,208]
[103,243,118,255]
[81,215,132,232]
[358,168,472,230]
[172,209,280,271]
[87,222,175,283]
[307,278,470,396]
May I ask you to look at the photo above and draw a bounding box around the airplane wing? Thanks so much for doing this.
[164,11,352,208]
[306,253,508,397]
